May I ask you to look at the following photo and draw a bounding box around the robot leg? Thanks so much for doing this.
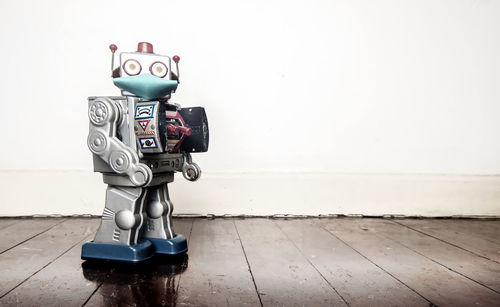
[81,185,154,262]
[143,183,187,255]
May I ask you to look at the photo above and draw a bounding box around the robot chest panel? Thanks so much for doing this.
[134,101,164,153]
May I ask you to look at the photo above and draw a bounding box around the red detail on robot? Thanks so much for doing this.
[137,42,154,53]
[136,131,155,136]
[167,124,192,136]
[165,110,191,152]
[137,120,150,131]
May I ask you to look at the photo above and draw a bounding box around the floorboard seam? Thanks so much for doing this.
[0,218,67,255]
[315,220,436,306]
[274,220,350,307]
[383,221,500,294]
[233,220,264,307]
[0,220,22,231]
[174,219,194,302]
[391,220,500,264]
[0,233,91,301]
[81,281,104,306]
[480,237,500,245]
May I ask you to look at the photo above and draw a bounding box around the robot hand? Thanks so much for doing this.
[181,152,201,181]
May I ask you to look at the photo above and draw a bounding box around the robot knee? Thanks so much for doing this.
[146,200,164,219]
[115,210,136,230]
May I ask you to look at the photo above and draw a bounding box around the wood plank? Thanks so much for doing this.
[317,218,500,306]
[235,218,347,306]
[84,219,194,306]
[275,219,429,306]
[357,218,500,293]
[0,218,64,253]
[176,219,261,306]
[0,218,98,298]
[416,219,500,244]
[396,219,500,263]
[0,219,21,230]
[0,220,100,305]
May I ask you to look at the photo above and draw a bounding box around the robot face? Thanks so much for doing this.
[112,43,179,100]
[120,52,172,80]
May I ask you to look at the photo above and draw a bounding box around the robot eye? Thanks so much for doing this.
[149,61,168,78]
[122,59,142,76]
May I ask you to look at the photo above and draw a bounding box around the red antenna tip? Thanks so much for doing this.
[109,44,118,53]
[173,55,180,63]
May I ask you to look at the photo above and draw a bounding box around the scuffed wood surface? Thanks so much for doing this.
[0,217,498,306]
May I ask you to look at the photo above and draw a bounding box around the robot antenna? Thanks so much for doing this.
[173,55,180,82]
[109,44,118,73]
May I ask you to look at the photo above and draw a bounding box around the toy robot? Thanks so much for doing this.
[82,42,209,262]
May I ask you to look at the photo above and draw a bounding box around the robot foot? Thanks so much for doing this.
[147,234,188,255]
[81,240,154,263]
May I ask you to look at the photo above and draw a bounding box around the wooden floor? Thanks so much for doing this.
[0,218,499,306]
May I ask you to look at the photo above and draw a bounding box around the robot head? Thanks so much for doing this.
[110,42,180,100]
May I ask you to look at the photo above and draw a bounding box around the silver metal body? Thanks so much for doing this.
[88,96,199,246]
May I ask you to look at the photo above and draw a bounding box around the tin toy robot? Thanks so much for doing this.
[82,42,209,262]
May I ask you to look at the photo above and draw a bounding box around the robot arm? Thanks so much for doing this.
[166,124,192,136]
[87,97,152,186]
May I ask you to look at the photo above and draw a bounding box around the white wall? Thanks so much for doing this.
[0,0,499,216]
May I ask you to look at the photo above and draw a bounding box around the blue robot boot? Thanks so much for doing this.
[142,183,188,255]
[82,186,155,262]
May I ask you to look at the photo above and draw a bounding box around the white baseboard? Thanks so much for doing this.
[1,171,499,217]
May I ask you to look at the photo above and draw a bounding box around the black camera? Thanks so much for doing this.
[179,107,209,153]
